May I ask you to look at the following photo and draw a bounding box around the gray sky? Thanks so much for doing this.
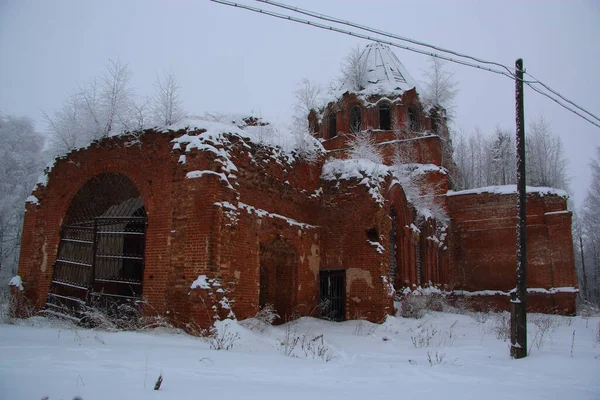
[1,0,599,208]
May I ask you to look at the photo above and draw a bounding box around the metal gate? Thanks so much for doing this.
[45,173,148,321]
[46,216,147,319]
[319,270,345,321]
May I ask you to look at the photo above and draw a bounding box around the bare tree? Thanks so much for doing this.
[526,116,569,191]
[45,59,135,155]
[422,57,459,120]
[491,127,516,185]
[340,46,368,92]
[581,146,600,305]
[152,69,185,126]
[292,78,322,133]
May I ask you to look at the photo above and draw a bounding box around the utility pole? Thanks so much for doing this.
[511,58,527,359]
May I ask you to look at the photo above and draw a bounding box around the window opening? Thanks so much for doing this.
[350,106,362,133]
[408,106,420,132]
[379,103,391,130]
[328,113,337,139]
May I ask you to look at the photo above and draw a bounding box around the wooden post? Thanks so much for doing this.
[511,58,527,359]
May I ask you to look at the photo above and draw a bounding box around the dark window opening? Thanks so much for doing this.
[328,113,337,139]
[408,106,420,132]
[379,103,391,130]
[350,106,362,133]
[366,227,379,242]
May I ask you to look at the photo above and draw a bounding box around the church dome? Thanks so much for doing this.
[338,42,420,96]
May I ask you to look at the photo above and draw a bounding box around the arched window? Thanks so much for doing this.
[379,102,391,130]
[350,106,362,133]
[328,113,337,139]
[408,106,420,132]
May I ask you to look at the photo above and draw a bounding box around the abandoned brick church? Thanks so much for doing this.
[15,43,577,328]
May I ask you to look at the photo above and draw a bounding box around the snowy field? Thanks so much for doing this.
[0,311,598,400]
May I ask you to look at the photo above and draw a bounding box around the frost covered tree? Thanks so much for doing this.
[580,147,600,305]
[292,78,322,133]
[526,116,569,191]
[152,69,185,126]
[453,118,567,191]
[0,113,47,283]
[340,46,368,91]
[348,130,383,165]
[421,57,459,121]
[490,127,516,186]
[45,59,136,154]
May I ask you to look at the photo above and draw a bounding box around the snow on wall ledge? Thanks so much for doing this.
[447,185,568,198]
[321,158,390,204]
[453,287,578,297]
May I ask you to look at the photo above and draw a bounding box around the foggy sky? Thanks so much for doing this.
[0,0,598,208]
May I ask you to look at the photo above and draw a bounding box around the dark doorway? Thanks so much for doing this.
[319,270,345,321]
[259,240,297,323]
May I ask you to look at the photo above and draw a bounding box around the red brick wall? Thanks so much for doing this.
[447,191,577,313]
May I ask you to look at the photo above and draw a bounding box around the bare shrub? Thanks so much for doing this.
[353,312,377,336]
[471,311,491,324]
[279,321,334,362]
[240,303,279,333]
[280,321,301,357]
[411,326,454,348]
[491,312,510,342]
[427,351,446,366]
[301,333,335,362]
[209,322,240,351]
[397,293,428,319]
[311,299,337,321]
[530,314,561,351]
[1,287,36,323]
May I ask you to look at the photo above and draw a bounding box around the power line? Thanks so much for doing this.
[210,0,515,79]
[258,0,600,127]
[524,71,600,123]
[257,0,517,78]
[211,0,600,129]
[524,82,600,128]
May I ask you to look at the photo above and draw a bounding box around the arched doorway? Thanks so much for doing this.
[259,239,297,323]
[46,173,147,318]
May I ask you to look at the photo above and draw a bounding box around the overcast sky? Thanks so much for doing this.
[0,0,598,208]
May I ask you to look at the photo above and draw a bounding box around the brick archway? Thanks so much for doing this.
[46,172,148,317]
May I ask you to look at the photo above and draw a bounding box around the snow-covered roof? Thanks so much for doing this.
[339,42,419,96]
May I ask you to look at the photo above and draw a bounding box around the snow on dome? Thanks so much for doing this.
[338,42,420,96]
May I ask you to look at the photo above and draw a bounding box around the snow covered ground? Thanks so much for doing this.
[0,311,598,400]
